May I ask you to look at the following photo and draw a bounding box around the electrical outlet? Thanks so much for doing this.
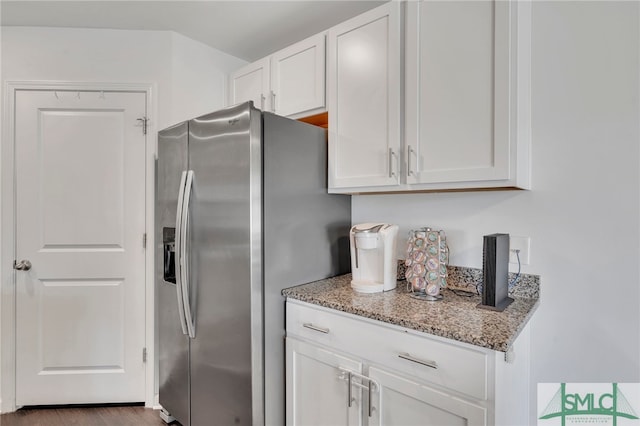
[509,236,530,265]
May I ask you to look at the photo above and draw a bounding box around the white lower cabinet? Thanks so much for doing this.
[285,300,530,426]
[369,366,486,426]
[286,338,363,426]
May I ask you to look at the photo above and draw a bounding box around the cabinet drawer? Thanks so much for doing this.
[367,323,488,401]
[286,300,353,348]
[286,300,488,400]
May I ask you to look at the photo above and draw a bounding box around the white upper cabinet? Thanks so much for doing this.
[230,57,271,111]
[327,0,531,193]
[327,2,402,190]
[404,0,531,190]
[271,33,326,118]
[229,0,531,193]
[229,34,326,118]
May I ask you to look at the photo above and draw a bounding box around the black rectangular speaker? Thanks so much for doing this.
[478,233,513,311]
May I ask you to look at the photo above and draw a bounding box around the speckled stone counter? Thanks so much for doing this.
[282,272,539,352]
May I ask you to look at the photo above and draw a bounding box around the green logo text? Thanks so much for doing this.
[540,383,639,425]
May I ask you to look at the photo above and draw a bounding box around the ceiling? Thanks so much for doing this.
[1,1,387,61]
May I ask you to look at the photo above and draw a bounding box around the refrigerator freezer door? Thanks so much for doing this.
[262,112,352,426]
[157,121,190,426]
[187,102,261,426]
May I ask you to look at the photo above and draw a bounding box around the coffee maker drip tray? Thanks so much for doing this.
[351,280,385,293]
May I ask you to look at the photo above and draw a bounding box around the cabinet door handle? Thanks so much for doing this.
[407,145,415,176]
[368,379,373,417]
[303,323,330,334]
[338,368,357,408]
[388,148,397,178]
[270,90,276,113]
[260,94,266,110]
[348,371,353,408]
[398,352,438,369]
[339,367,379,415]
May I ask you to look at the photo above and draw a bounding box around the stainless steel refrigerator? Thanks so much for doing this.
[155,101,351,426]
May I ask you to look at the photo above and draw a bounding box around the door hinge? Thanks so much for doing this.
[143,347,147,363]
[137,117,148,135]
[143,233,147,249]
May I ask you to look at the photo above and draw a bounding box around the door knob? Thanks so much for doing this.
[14,260,32,271]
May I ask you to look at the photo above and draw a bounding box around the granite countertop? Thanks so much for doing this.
[282,271,539,352]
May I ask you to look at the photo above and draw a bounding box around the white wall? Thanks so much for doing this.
[2,27,171,127]
[170,32,244,125]
[353,1,639,422]
[1,26,246,129]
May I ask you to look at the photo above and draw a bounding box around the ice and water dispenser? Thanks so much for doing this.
[163,227,176,284]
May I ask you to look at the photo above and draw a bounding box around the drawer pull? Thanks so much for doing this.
[303,323,330,334]
[398,352,438,369]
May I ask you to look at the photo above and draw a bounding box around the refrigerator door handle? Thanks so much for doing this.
[180,170,196,338]
[174,171,189,335]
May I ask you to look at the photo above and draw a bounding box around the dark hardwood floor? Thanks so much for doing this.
[0,404,178,426]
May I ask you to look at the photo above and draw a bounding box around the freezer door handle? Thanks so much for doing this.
[174,171,189,335]
[180,170,196,339]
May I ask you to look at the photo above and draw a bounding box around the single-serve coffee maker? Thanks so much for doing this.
[350,223,399,293]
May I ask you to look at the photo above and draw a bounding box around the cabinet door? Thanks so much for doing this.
[271,33,326,118]
[405,1,513,185]
[368,366,487,426]
[327,2,402,191]
[286,338,363,426]
[230,57,271,111]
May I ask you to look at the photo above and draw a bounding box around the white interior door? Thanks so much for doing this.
[14,89,147,405]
